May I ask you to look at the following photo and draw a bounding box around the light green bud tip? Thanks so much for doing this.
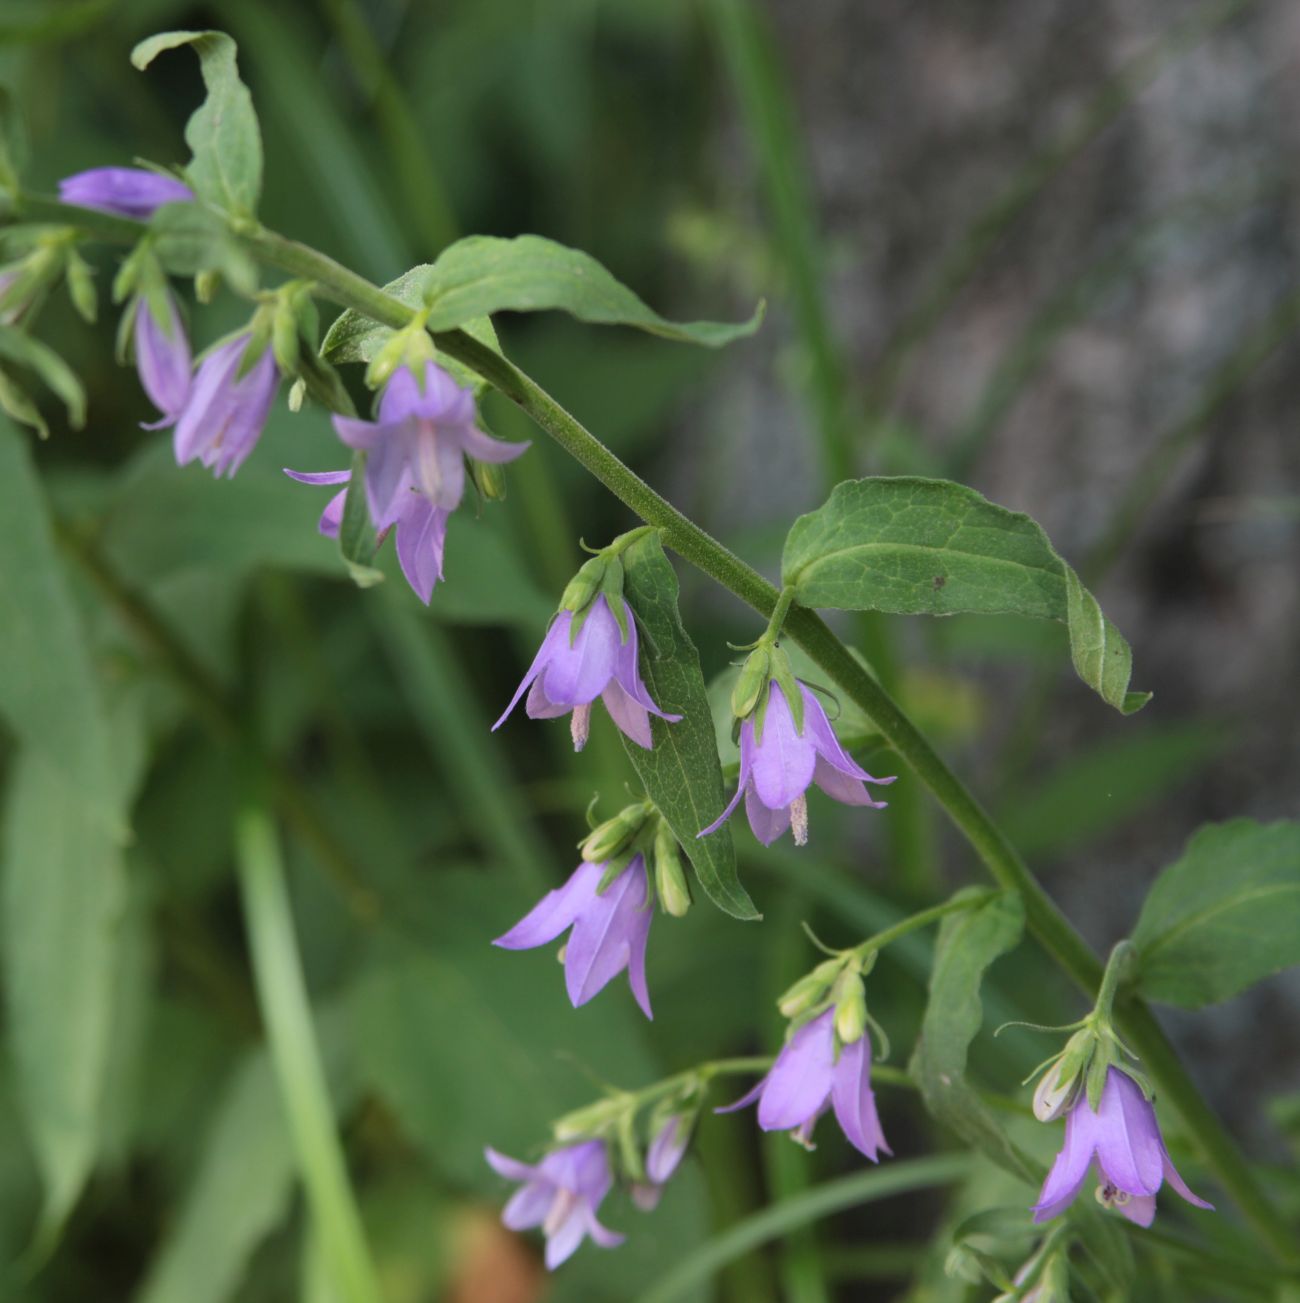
[653,821,691,917]
[471,456,508,502]
[560,555,607,614]
[776,957,842,1019]
[581,802,650,864]
[833,975,868,1045]
[731,646,771,719]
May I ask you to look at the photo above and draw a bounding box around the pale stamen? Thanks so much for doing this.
[571,703,592,751]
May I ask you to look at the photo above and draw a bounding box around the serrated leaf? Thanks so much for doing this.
[131,30,262,216]
[912,888,1037,1182]
[321,236,762,368]
[619,533,759,920]
[1131,819,1300,1008]
[0,326,85,427]
[782,477,1147,714]
[147,201,257,297]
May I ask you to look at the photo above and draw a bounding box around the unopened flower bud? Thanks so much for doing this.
[470,454,508,501]
[580,801,651,864]
[552,1095,628,1141]
[65,250,97,324]
[731,646,770,719]
[194,269,220,304]
[833,974,868,1045]
[653,821,691,917]
[1033,1057,1081,1122]
[271,298,302,377]
[776,958,842,1019]
[560,555,607,614]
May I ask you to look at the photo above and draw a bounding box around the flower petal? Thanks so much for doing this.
[812,754,890,808]
[1032,1101,1101,1223]
[611,616,681,721]
[749,682,816,809]
[601,682,653,749]
[563,856,652,1013]
[485,1146,541,1183]
[395,497,447,604]
[745,786,792,845]
[59,166,192,218]
[1094,1070,1164,1198]
[1117,1193,1157,1226]
[526,677,572,720]
[1159,1150,1214,1211]
[319,490,347,539]
[502,1181,553,1230]
[757,1010,836,1132]
[173,336,244,466]
[541,597,621,705]
[543,1206,588,1270]
[332,414,388,451]
[458,423,530,464]
[493,614,572,730]
[646,1114,691,1184]
[802,685,891,783]
[493,860,602,951]
[134,291,191,420]
[284,468,352,485]
[698,732,751,838]
[830,1034,891,1161]
[714,1077,768,1115]
[581,1206,626,1250]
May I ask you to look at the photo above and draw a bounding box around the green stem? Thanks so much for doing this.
[19,195,1295,1266]
[632,1155,972,1303]
[1092,940,1139,1025]
[763,585,797,643]
[852,890,995,960]
[235,800,382,1303]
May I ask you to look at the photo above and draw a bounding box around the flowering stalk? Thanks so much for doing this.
[13,192,1294,1266]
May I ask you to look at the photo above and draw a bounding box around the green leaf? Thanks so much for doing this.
[782,477,1148,714]
[2,751,127,1246]
[148,201,258,297]
[618,533,759,921]
[131,31,262,216]
[912,888,1037,1182]
[0,0,112,45]
[1131,819,1300,1008]
[0,85,27,193]
[0,326,85,428]
[320,235,763,363]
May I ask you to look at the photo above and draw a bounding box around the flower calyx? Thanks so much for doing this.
[558,528,656,643]
[776,945,885,1060]
[364,309,437,390]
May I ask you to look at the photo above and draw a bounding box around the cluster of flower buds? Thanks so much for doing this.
[720,941,890,1159]
[1026,950,1212,1228]
[701,630,894,847]
[492,797,692,1020]
[486,1089,698,1268]
[495,529,681,750]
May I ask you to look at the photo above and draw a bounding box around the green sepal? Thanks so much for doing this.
[1085,1041,1113,1114]
[832,972,868,1046]
[336,448,384,588]
[64,249,96,324]
[601,557,629,641]
[469,451,507,502]
[596,848,639,894]
[552,1095,628,1142]
[616,1108,645,1184]
[768,645,804,733]
[0,327,85,429]
[234,313,273,381]
[0,368,46,437]
[580,801,652,865]
[730,646,770,720]
[113,297,139,366]
[777,957,845,1020]
[270,295,301,378]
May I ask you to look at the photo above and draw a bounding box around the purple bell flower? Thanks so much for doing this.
[282,467,450,604]
[493,855,654,1019]
[1033,1066,1212,1227]
[133,290,191,428]
[717,1009,890,1161]
[493,595,682,751]
[630,1112,692,1212]
[485,1140,624,1269]
[700,679,895,846]
[58,167,193,219]
[174,333,279,478]
[331,360,527,529]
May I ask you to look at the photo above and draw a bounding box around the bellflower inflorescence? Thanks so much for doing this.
[1033,1066,1212,1227]
[718,1008,890,1160]
[494,855,654,1019]
[485,1141,624,1269]
[286,359,526,602]
[132,290,191,428]
[495,592,680,750]
[701,674,894,846]
[174,332,279,477]
[58,167,193,219]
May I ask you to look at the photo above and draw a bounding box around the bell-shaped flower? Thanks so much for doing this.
[485,1141,624,1269]
[133,290,191,428]
[717,1008,890,1160]
[331,360,527,529]
[630,1112,693,1212]
[283,467,450,604]
[59,167,193,219]
[1033,1066,1213,1227]
[493,855,654,1019]
[493,594,681,751]
[700,678,894,846]
[174,333,279,478]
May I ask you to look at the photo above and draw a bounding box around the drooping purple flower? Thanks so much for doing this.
[630,1112,693,1212]
[58,167,193,219]
[717,1009,890,1160]
[493,855,654,1019]
[331,360,527,529]
[493,595,682,751]
[174,333,279,478]
[485,1141,624,1269]
[133,290,191,428]
[700,679,895,846]
[283,467,450,603]
[1033,1066,1213,1227]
